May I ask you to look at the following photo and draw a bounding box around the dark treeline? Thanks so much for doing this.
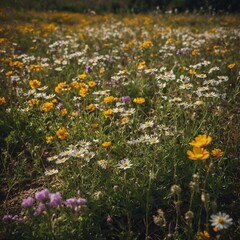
[0,0,239,13]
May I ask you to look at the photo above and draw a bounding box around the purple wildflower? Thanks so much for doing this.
[57,103,64,110]
[2,214,13,222]
[49,192,62,208]
[34,202,46,216]
[121,96,131,102]
[76,197,87,205]
[21,197,35,208]
[35,189,50,202]
[65,197,77,207]
[85,65,92,74]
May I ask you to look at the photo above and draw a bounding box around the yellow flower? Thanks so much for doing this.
[137,61,146,70]
[99,69,105,74]
[91,123,99,129]
[189,69,196,75]
[56,127,68,140]
[61,108,68,117]
[189,134,212,148]
[79,87,88,97]
[228,63,235,69]
[192,49,199,56]
[55,82,71,93]
[29,79,41,89]
[104,96,118,103]
[140,40,153,49]
[5,71,13,76]
[0,97,6,105]
[87,103,96,111]
[102,141,112,147]
[211,148,223,157]
[41,102,54,112]
[46,136,54,144]
[187,147,210,161]
[71,82,84,89]
[197,230,210,239]
[88,81,96,87]
[28,99,39,107]
[133,97,145,104]
[121,117,129,124]
[78,73,87,80]
[103,109,113,118]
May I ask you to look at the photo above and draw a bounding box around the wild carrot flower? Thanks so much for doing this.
[187,147,210,160]
[56,127,68,140]
[210,212,233,231]
[211,148,223,157]
[189,134,212,148]
[133,97,145,104]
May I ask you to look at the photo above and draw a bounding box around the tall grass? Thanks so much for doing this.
[0,8,239,239]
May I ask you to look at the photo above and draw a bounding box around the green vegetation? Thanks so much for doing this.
[0,8,239,239]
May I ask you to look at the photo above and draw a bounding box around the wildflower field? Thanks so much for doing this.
[0,8,239,239]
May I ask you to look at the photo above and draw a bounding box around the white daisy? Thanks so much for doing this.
[210,212,233,231]
[44,169,58,176]
[117,159,133,170]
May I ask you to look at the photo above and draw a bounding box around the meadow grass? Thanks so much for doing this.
[0,8,239,239]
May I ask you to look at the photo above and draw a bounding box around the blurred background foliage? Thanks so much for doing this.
[0,0,239,13]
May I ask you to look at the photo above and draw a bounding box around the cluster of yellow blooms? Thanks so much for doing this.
[187,134,223,161]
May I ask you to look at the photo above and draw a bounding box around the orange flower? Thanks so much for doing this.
[211,148,223,157]
[228,63,235,69]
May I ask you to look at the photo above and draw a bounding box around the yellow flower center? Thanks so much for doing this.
[217,217,224,224]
